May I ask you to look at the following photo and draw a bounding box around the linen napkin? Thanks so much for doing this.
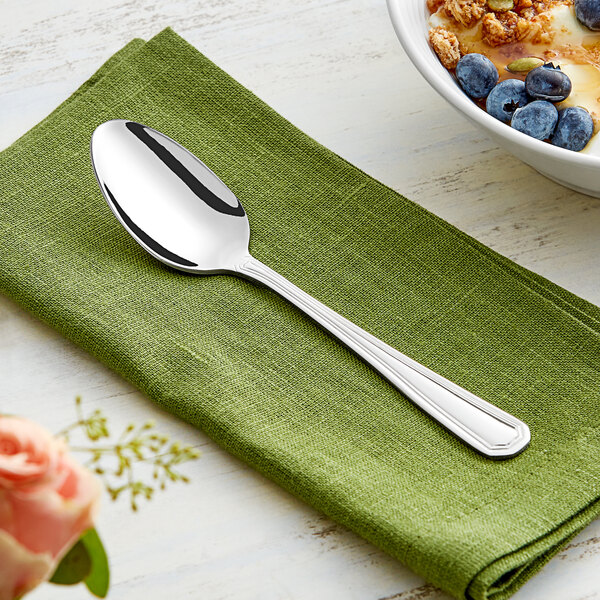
[1,29,600,600]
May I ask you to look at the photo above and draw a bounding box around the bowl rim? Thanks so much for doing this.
[386,0,600,170]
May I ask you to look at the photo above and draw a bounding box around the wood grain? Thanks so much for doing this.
[1,0,599,598]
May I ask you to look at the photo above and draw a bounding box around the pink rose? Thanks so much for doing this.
[0,416,101,600]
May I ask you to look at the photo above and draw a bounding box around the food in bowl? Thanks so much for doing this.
[427,0,600,153]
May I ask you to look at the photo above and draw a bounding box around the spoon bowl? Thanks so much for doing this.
[91,120,250,272]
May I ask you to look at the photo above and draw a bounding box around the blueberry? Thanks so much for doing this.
[575,0,600,30]
[551,106,594,151]
[511,100,558,140]
[455,53,499,99]
[525,64,572,102]
[486,79,529,123]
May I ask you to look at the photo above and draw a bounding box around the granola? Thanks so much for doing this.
[445,0,487,26]
[427,0,580,70]
[429,26,462,68]
[481,11,531,46]
[425,0,600,152]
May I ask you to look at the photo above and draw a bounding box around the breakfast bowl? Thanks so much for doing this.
[386,0,600,197]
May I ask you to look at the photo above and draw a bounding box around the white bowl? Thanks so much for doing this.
[386,0,600,197]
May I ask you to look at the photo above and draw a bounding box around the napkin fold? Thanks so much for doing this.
[1,29,600,600]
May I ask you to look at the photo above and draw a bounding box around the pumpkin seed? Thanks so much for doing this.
[488,0,514,11]
[506,57,545,74]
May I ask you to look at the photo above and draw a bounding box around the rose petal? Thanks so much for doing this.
[0,529,53,600]
[0,417,101,560]
[0,418,61,486]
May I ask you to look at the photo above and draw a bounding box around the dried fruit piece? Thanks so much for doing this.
[506,56,544,73]
[488,0,514,11]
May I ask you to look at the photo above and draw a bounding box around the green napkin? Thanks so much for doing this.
[1,29,600,600]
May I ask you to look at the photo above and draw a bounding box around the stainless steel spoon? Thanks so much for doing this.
[90,120,530,458]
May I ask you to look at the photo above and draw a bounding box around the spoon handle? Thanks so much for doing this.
[236,256,529,458]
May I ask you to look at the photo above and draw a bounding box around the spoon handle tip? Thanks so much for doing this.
[236,256,530,459]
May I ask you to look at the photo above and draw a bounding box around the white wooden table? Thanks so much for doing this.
[1,1,600,598]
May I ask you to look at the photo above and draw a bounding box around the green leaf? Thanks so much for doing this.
[50,539,92,585]
[81,528,110,598]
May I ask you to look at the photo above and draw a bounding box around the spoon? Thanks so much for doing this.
[90,120,530,458]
